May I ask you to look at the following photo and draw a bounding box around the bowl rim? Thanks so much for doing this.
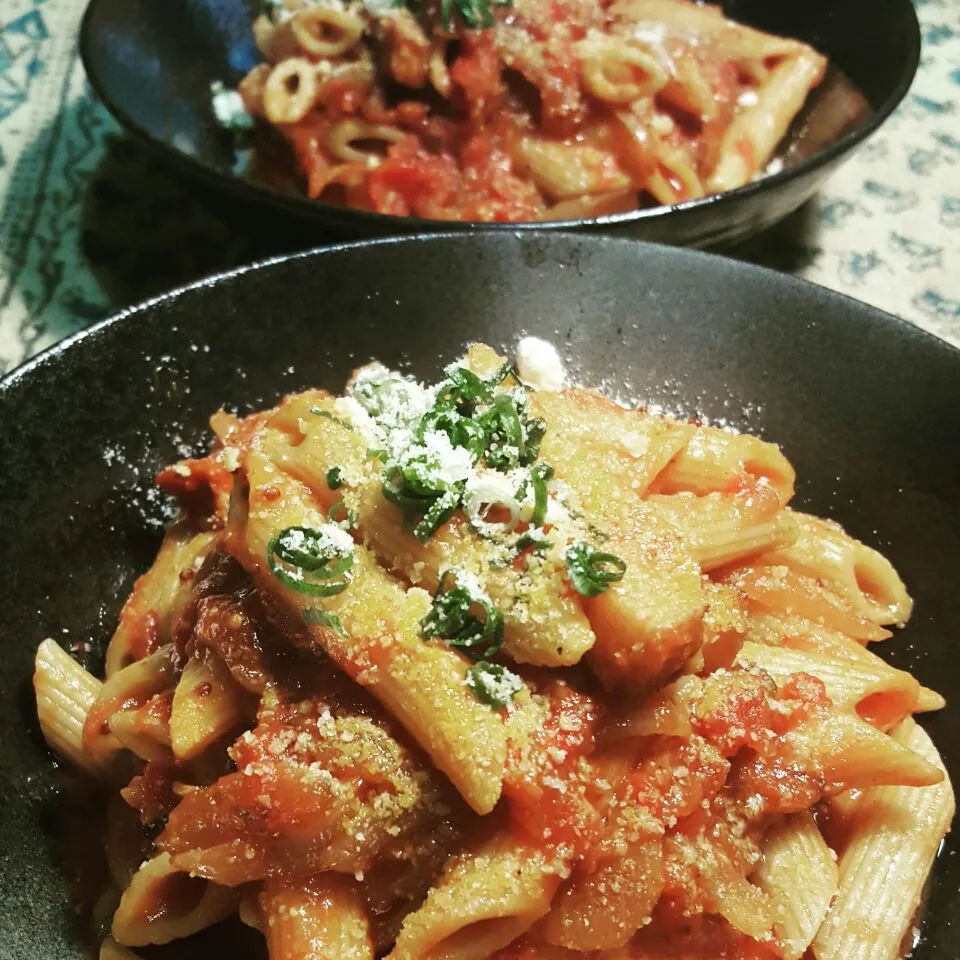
[3,232,957,400]
[78,0,922,233]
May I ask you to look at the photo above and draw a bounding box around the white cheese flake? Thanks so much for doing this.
[515,337,566,391]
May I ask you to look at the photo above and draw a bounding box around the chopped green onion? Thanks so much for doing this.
[564,541,627,597]
[311,407,352,430]
[514,530,553,555]
[417,403,486,463]
[420,570,504,658]
[474,391,545,471]
[466,661,523,708]
[302,608,347,636]
[439,363,510,412]
[522,417,546,464]
[326,500,358,529]
[268,525,355,597]
[326,466,344,490]
[412,488,460,542]
[530,462,554,526]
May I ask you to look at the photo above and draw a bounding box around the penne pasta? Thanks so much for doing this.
[653,425,796,503]
[104,525,217,677]
[111,852,238,946]
[584,500,705,688]
[649,487,799,571]
[387,825,566,960]
[538,833,664,949]
[261,874,374,960]
[813,719,955,960]
[785,710,944,793]
[708,50,827,192]
[83,645,178,761]
[99,938,143,960]
[34,638,112,776]
[264,396,597,669]
[736,640,920,731]
[760,511,913,625]
[752,812,838,960]
[170,651,249,762]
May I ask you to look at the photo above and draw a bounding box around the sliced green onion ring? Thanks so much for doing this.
[268,525,355,597]
[564,540,627,597]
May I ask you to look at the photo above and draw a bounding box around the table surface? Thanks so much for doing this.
[1,0,958,377]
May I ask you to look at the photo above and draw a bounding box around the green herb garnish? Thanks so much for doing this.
[438,363,510,412]
[420,569,504,659]
[529,461,554,526]
[478,394,545,470]
[381,439,467,543]
[302,608,347,636]
[326,499,358,529]
[564,541,627,597]
[326,466,344,490]
[514,529,553,555]
[268,525,355,597]
[466,661,523,708]
[311,407,352,430]
[417,403,487,463]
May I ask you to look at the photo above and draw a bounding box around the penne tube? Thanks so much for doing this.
[290,6,365,59]
[538,834,664,949]
[34,638,112,776]
[915,686,946,712]
[752,812,838,960]
[112,852,239,946]
[760,512,912,625]
[108,695,174,764]
[812,719,954,960]
[234,449,508,815]
[649,487,799,571]
[736,641,920,731]
[785,710,943,793]
[515,138,633,200]
[682,581,747,675]
[584,500,705,688]
[261,874,374,960]
[105,525,217,677]
[731,567,891,643]
[387,825,566,960]
[83,645,178,760]
[238,887,265,933]
[170,651,249,762]
[708,50,827,191]
[529,389,695,514]
[653,426,796,504]
[611,0,808,62]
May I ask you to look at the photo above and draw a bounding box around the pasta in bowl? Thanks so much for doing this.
[216,0,845,221]
[34,335,953,960]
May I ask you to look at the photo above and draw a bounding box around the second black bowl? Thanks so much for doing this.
[80,0,920,246]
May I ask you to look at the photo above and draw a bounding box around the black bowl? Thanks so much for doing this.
[1,234,958,959]
[79,0,920,247]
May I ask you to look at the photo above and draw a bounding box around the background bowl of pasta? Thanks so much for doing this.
[79,0,919,246]
[1,233,959,960]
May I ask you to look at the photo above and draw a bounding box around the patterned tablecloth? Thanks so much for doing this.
[0,0,958,376]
